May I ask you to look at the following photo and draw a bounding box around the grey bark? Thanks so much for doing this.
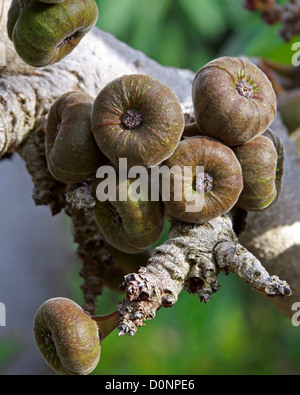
[0,0,299,330]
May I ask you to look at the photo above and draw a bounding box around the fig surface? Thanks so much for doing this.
[10,0,98,67]
[92,173,166,253]
[45,91,106,184]
[162,136,243,224]
[192,56,277,146]
[102,245,152,292]
[33,297,101,376]
[233,132,281,211]
[91,74,185,168]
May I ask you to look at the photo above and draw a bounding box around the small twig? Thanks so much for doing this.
[118,214,292,336]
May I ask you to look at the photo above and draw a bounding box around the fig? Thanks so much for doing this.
[33,297,101,375]
[45,91,106,184]
[92,172,166,253]
[192,56,277,146]
[233,131,282,211]
[102,245,152,292]
[162,136,243,224]
[9,0,98,67]
[91,74,185,169]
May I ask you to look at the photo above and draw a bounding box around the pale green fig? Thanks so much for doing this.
[9,0,98,67]
[192,56,277,146]
[92,173,166,254]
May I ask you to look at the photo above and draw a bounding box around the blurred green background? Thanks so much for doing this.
[89,0,300,375]
[2,0,299,376]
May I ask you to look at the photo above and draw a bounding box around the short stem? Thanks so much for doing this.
[92,310,120,341]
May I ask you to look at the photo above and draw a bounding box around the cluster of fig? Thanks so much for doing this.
[7,0,98,67]
[45,57,283,255]
[37,56,283,375]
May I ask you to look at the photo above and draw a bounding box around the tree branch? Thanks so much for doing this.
[118,213,291,336]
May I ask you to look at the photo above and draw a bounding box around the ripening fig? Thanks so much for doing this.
[91,74,185,168]
[162,136,243,224]
[9,0,98,67]
[182,122,203,139]
[192,56,277,146]
[233,131,283,211]
[92,172,166,253]
[33,298,101,375]
[7,0,20,40]
[45,91,106,184]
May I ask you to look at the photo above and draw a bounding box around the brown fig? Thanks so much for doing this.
[233,131,283,211]
[192,56,277,146]
[161,136,243,224]
[92,171,166,253]
[45,91,106,184]
[33,298,101,375]
[91,74,185,169]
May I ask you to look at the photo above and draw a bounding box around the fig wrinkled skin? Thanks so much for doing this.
[192,56,277,146]
[9,0,98,67]
[92,174,166,254]
[33,297,101,376]
[233,132,281,211]
[39,0,65,3]
[45,91,106,184]
[91,74,185,169]
[182,122,203,139]
[162,136,243,224]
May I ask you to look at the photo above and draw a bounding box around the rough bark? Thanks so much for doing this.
[0,0,299,331]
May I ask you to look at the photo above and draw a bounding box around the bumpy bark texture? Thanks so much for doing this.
[1,0,299,331]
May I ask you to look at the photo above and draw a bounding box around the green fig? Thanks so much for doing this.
[9,0,98,67]
[33,297,101,375]
[162,136,243,224]
[91,74,185,169]
[233,131,282,211]
[192,56,277,146]
[45,91,106,184]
